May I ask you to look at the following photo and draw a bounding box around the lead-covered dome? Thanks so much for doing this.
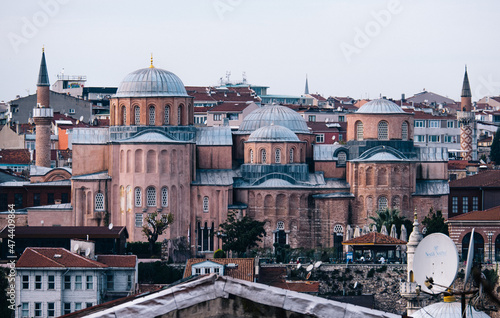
[115,67,190,98]
[239,105,310,134]
[357,98,404,114]
[248,125,299,142]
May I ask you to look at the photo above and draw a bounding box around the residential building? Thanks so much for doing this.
[412,110,461,154]
[183,258,255,281]
[206,102,259,129]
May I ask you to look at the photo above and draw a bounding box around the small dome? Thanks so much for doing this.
[248,125,299,142]
[115,67,189,98]
[239,105,310,133]
[357,99,405,114]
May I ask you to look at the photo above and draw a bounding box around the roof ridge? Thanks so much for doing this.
[28,248,65,267]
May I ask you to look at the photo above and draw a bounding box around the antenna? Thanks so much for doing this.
[73,244,80,253]
[296,263,301,270]
[85,247,91,257]
[413,233,459,294]
[108,223,114,230]
[79,115,84,122]
[306,264,314,272]
[314,261,322,268]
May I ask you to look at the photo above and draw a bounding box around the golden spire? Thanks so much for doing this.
[149,53,154,68]
[42,45,44,53]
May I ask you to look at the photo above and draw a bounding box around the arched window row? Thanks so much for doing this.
[247,147,298,164]
[133,186,171,208]
[117,104,184,126]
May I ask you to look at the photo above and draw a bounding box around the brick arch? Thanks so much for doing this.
[135,149,143,173]
[146,150,156,173]
[276,193,287,216]
[160,150,169,174]
[264,194,274,216]
[377,167,388,186]
[289,194,299,217]
[43,168,71,182]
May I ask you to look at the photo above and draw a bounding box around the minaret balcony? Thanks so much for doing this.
[33,107,53,118]
[456,111,475,124]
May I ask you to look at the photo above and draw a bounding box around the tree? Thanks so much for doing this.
[490,127,500,164]
[369,208,413,237]
[421,208,448,236]
[218,212,266,257]
[142,212,174,256]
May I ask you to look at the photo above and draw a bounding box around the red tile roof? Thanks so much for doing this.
[309,94,327,101]
[448,205,500,221]
[0,149,31,164]
[448,160,479,170]
[0,226,128,239]
[96,255,137,268]
[184,258,254,282]
[271,280,320,293]
[208,102,253,112]
[449,170,500,188]
[17,247,108,268]
[342,232,407,246]
[413,111,455,120]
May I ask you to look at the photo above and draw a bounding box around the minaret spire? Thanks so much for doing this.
[461,65,471,98]
[149,53,154,68]
[304,74,309,95]
[37,48,50,87]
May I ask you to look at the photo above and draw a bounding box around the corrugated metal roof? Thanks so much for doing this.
[72,171,111,180]
[28,203,72,210]
[248,125,299,142]
[416,146,448,161]
[196,127,233,146]
[414,180,449,196]
[193,170,235,186]
[118,131,183,143]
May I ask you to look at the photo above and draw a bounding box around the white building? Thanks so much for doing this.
[15,247,137,318]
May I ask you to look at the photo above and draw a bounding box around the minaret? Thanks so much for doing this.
[457,66,475,161]
[304,75,309,95]
[33,48,54,167]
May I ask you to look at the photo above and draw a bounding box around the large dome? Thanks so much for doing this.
[115,67,190,98]
[239,105,310,134]
[356,99,405,114]
[248,125,300,142]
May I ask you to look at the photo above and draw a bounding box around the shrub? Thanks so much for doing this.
[214,249,226,258]
[138,261,183,284]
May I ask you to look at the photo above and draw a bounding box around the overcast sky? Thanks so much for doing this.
[1,0,500,103]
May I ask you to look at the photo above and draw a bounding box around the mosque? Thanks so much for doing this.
[32,51,449,255]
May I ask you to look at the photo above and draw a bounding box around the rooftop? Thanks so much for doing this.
[342,232,407,246]
[449,170,500,188]
[17,247,107,268]
[356,99,405,114]
[184,258,255,282]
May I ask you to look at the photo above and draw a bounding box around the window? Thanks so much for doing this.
[64,303,71,315]
[127,275,132,290]
[213,114,222,121]
[48,275,55,289]
[339,115,345,122]
[261,149,267,164]
[106,274,114,290]
[75,303,82,311]
[22,275,29,289]
[69,109,75,114]
[178,106,182,125]
[277,221,285,230]
[135,213,143,227]
[334,224,344,234]
[95,193,104,211]
[149,106,155,125]
[64,275,71,289]
[429,120,440,128]
[250,149,254,163]
[14,193,23,208]
[337,151,347,165]
[61,193,69,203]
[401,122,408,140]
[195,268,201,275]
[356,121,364,140]
[35,303,42,317]
[414,120,425,128]
[289,149,294,163]
[308,115,316,122]
[447,120,454,128]
[378,197,388,211]
[35,275,42,289]
[134,106,140,125]
[203,196,209,213]
[463,197,469,213]
[164,105,170,124]
[21,302,29,317]
[122,107,126,125]
[444,135,454,143]
[75,275,82,289]
[47,303,55,317]
[316,134,325,143]
[214,267,220,274]
[33,193,41,206]
[428,135,440,143]
[275,149,281,163]
[414,135,425,142]
[472,197,479,211]
[86,303,93,308]
[146,187,156,207]
[135,187,142,207]
[47,193,54,204]
[378,121,388,140]
[161,187,168,207]
[86,275,93,289]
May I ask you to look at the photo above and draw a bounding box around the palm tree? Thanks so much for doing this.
[369,208,412,237]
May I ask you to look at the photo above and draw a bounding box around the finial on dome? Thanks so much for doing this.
[414,207,418,221]
[149,53,154,68]
[42,45,44,53]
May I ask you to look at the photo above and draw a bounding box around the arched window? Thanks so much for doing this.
[146,187,156,207]
[338,151,347,165]
[161,187,168,207]
[95,193,104,211]
[277,221,285,230]
[261,149,267,164]
[250,149,254,163]
[178,105,183,125]
[164,105,170,125]
[134,106,140,125]
[135,187,142,207]
[149,106,155,126]
[289,148,294,163]
[203,196,209,213]
[401,121,408,140]
[378,196,388,211]
[122,106,126,125]
[356,121,363,141]
[275,149,281,163]
[275,221,286,246]
[378,121,388,140]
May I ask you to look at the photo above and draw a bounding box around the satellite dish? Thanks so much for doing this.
[85,247,91,257]
[108,223,113,230]
[79,115,84,122]
[76,120,80,125]
[73,244,80,253]
[306,272,312,280]
[413,233,459,294]
[296,263,302,270]
[306,264,314,272]
[332,135,336,141]
[464,228,475,286]
[314,261,322,268]
[353,281,358,289]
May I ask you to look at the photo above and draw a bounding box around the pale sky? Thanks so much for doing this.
[1,0,500,103]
